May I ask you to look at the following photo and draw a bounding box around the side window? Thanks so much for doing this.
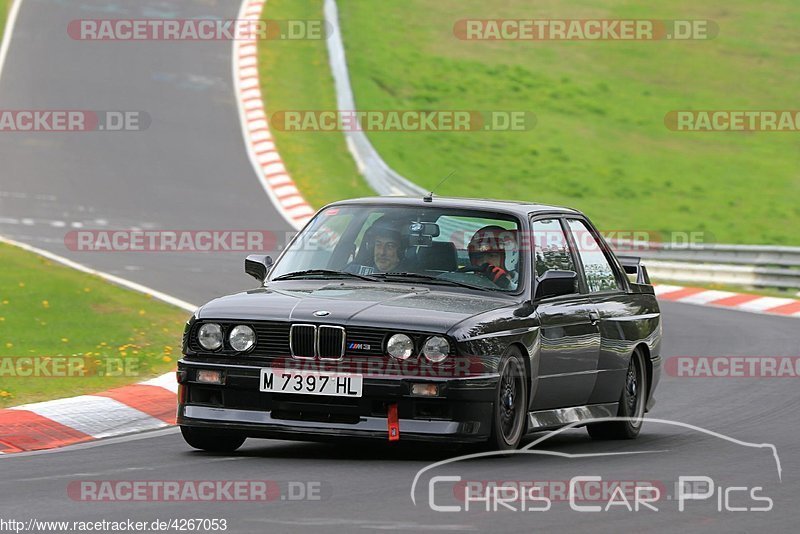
[532,219,576,277]
[566,219,621,292]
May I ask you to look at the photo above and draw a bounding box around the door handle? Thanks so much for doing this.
[589,311,600,325]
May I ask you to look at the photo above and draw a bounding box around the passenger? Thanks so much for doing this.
[467,225,516,288]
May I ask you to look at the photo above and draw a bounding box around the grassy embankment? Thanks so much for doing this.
[260,0,800,246]
[0,243,188,407]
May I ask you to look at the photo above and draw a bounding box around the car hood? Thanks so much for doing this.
[196,283,514,333]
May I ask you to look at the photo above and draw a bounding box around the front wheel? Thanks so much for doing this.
[180,426,246,452]
[587,348,648,440]
[487,348,528,451]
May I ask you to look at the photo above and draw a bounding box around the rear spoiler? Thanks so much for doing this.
[617,256,651,285]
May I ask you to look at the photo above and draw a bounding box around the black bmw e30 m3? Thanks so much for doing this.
[177,196,662,451]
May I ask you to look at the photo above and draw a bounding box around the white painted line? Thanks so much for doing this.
[0,0,24,90]
[11,395,168,438]
[0,235,196,313]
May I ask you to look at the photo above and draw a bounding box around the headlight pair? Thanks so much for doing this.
[197,323,255,352]
[386,333,450,363]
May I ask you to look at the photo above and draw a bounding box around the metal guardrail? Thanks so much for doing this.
[324,0,800,292]
[641,260,800,289]
[621,243,800,267]
[609,243,800,290]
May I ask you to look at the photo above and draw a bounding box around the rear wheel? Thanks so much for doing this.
[180,426,246,452]
[487,348,528,451]
[587,348,647,440]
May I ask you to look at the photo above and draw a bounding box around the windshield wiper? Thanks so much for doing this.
[375,272,490,291]
[272,269,380,282]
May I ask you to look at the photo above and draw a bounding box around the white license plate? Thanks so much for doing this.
[259,369,363,398]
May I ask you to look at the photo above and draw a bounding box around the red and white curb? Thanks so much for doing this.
[234,0,315,231]
[0,0,313,454]
[0,373,177,454]
[655,284,800,318]
[0,237,192,454]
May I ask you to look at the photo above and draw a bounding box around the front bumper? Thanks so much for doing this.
[177,360,499,443]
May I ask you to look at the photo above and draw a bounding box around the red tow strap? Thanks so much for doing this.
[388,403,400,441]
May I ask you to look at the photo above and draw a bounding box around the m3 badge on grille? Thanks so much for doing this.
[347,342,371,351]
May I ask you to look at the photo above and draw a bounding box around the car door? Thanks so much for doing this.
[564,217,633,405]
[530,216,601,410]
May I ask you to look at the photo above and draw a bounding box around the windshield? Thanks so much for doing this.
[269,205,522,292]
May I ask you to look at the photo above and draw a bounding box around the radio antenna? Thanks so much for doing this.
[423,170,456,202]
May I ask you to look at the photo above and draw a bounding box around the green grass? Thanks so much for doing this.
[258,0,372,208]
[0,243,189,408]
[260,0,799,245]
[1,0,9,39]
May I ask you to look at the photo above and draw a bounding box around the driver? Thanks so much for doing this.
[373,229,402,272]
[467,225,516,288]
[350,216,410,274]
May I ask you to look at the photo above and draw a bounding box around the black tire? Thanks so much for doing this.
[180,426,246,452]
[487,347,528,451]
[587,348,648,440]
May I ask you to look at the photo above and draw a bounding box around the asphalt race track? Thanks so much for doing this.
[1,1,798,533]
[0,0,294,304]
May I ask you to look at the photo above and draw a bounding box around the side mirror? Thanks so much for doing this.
[245,254,273,282]
[535,270,577,300]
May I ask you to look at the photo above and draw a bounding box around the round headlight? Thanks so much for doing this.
[387,333,414,360]
[229,325,256,352]
[423,336,450,363]
[197,323,223,351]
